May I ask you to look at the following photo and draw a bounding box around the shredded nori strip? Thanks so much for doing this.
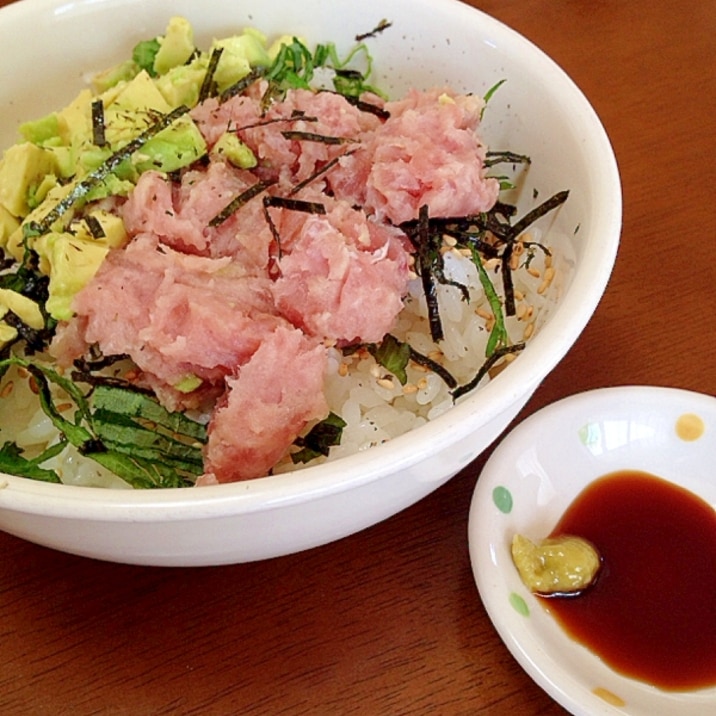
[289,150,356,195]
[74,351,129,372]
[198,46,224,103]
[70,369,155,396]
[262,201,284,260]
[280,130,359,145]
[91,99,107,148]
[484,150,531,168]
[508,190,569,240]
[237,114,319,131]
[262,194,327,260]
[208,178,275,227]
[2,312,53,354]
[416,204,444,343]
[501,241,516,316]
[35,105,191,234]
[452,343,525,401]
[84,214,106,239]
[263,196,327,215]
[407,346,458,389]
[219,67,266,104]
[385,189,570,406]
[343,94,390,120]
[355,19,393,42]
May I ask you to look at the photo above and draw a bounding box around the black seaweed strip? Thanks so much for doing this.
[262,197,284,260]
[343,94,391,120]
[219,67,266,104]
[2,312,52,353]
[452,343,525,401]
[70,371,156,396]
[209,179,275,227]
[263,196,327,215]
[84,214,106,239]
[333,68,363,80]
[355,19,393,41]
[401,212,513,244]
[509,190,569,240]
[280,130,359,145]
[484,150,531,168]
[501,242,516,316]
[288,150,356,195]
[408,346,457,389]
[417,204,444,343]
[91,99,106,147]
[74,354,130,373]
[237,115,318,131]
[262,195,327,262]
[198,46,224,103]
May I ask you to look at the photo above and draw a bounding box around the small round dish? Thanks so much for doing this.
[468,386,716,716]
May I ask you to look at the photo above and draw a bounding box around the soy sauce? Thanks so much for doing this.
[543,470,716,691]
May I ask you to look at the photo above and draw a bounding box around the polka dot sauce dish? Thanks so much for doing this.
[468,386,716,716]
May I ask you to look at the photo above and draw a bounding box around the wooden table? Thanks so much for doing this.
[0,1,713,713]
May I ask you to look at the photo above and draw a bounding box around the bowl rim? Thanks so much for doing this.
[0,0,622,519]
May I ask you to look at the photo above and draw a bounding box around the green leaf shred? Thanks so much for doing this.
[291,412,347,464]
[132,38,161,77]
[0,357,207,488]
[368,334,411,385]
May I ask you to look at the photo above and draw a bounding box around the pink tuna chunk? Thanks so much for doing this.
[50,234,285,411]
[272,199,411,344]
[122,164,274,268]
[192,88,383,192]
[202,325,329,482]
[329,88,499,225]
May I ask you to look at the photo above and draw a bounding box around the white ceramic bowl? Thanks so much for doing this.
[468,386,716,715]
[0,0,620,565]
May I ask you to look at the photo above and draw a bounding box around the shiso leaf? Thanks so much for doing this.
[90,384,207,444]
[0,440,63,483]
[132,38,161,77]
[481,78,506,119]
[471,245,509,357]
[368,334,411,385]
[0,357,206,488]
[291,412,347,464]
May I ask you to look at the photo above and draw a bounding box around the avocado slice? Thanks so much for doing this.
[0,143,58,217]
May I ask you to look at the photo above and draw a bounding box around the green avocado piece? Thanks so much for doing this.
[153,16,196,76]
[35,227,126,321]
[92,59,140,94]
[0,287,44,329]
[154,58,208,108]
[133,116,207,173]
[101,70,173,147]
[56,89,94,150]
[0,204,20,247]
[19,113,61,146]
[0,142,58,217]
[212,132,257,169]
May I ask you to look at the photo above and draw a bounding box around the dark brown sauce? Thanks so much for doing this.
[543,469,716,691]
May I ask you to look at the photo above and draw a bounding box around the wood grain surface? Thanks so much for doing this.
[0,0,714,714]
